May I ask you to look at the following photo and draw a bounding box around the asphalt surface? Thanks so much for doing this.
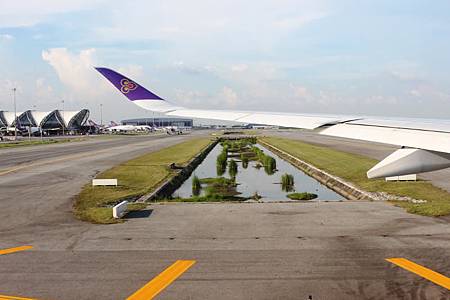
[0,133,209,231]
[0,130,449,300]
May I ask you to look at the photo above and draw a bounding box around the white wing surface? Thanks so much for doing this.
[96,67,450,178]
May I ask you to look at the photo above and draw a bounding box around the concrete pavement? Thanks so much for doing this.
[0,130,449,299]
[0,202,449,299]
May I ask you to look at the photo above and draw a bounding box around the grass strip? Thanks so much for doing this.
[261,136,450,216]
[0,138,88,149]
[74,138,212,223]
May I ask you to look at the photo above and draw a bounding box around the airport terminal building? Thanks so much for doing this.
[0,109,90,134]
[122,117,193,127]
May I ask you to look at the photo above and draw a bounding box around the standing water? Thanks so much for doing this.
[172,143,344,202]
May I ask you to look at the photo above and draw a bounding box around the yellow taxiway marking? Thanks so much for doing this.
[127,260,196,300]
[0,246,33,256]
[0,295,37,300]
[387,258,450,290]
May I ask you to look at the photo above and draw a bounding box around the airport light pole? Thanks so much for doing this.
[100,103,103,126]
[12,88,17,139]
[61,100,65,136]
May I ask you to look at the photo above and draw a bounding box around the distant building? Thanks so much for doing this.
[121,117,193,128]
[0,109,90,135]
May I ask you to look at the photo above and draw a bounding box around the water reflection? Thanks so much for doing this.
[172,143,345,202]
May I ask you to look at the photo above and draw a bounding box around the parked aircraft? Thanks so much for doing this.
[0,126,40,136]
[88,120,152,133]
[96,67,450,178]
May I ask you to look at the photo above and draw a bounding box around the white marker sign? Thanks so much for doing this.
[113,201,128,218]
[92,179,118,186]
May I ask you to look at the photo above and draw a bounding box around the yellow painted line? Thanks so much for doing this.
[0,294,36,300]
[387,258,450,290]
[0,246,33,256]
[127,260,196,300]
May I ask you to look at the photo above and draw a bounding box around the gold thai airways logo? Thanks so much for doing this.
[120,79,137,94]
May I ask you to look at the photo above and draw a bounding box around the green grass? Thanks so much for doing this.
[261,136,450,216]
[74,138,212,223]
[0,138,87,148]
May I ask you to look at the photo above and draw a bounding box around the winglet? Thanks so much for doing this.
[95,67,163,101]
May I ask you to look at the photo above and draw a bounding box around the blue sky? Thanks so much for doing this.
[0,0,450,122]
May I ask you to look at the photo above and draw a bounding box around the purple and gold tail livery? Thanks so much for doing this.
[95,67,163,101]
[95,67,179,112]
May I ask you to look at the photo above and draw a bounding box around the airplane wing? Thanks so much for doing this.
[95,67,450,178]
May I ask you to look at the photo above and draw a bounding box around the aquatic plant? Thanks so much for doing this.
[220,138,256,153]
[228,159,238,178]
[250,146,276,174]
[216,148,228,176]
[286,192,318,200]
[251,191,262,200]
[192,175,201,196]
[200,177,241,200]
[263,156,277,175]
[281,173,294,192]
[242,156,249,169]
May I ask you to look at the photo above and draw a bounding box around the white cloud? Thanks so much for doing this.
[42,48,99,93]
[0,80,26,111]
[273,12,328,30]
[92,0,329,45]
[0,0,106,27]
[118,65,144,80]
[41,47,150,120]
[409,89,421,97]
[35,78,54,98]
[174,89,208,107]
[291,84,310,98]
[220,86,239,107]
[0,34,13,41]
[231,64,248,72]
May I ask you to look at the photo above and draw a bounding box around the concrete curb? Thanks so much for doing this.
[137,140,218,202]
[259,140,375,201]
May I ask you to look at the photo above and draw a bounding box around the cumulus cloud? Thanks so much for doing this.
[41,47,148,120]
[42,48,98,93]
[42,47,144,95]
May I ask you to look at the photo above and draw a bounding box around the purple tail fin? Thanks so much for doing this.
[95,67,163,101]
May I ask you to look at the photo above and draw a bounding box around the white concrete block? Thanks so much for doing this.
[92,179,118,186]
[385,174,417,181]
[113,201,128,218]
